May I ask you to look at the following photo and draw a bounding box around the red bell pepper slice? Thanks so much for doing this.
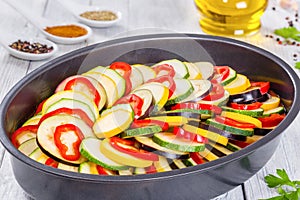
[45,158,59,168]
[173,126,209,143]
[152,64,176,77]
[229,140,250,148]
[35,99,46,115]
[54,124,84,161]
[215,115,256,129]
[109,137,159,161]
[147,75,176,98]
[171,103,222,115]
[64,77,101,106]
[145,164,157,174]
[96,165,114,175]
[11,125,39,148]
[130,119,169,131]
[230,102,262,110]
[38,108,94,127]
[109,62,132,95]
[202,83,225,101]
[258,114,285,128]
[250,81,270,95]
[211,66,230,83]
[190,152,205,164]
[114,94,144,118]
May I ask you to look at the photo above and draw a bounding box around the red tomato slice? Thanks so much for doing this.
[171,103,222,115]
[258,114,285,128]
[130,119,169,131]
[211,66,230,83]
[173,126,208,143]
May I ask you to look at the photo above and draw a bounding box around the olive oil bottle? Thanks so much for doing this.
[194,0,268,36]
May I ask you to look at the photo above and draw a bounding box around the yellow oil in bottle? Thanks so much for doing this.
[194,0,268,36]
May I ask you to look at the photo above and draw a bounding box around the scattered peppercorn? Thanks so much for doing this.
[272,7,276,11]
[79,11,118,21]
[9,40,53,54]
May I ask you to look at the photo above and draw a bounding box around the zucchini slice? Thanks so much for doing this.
[179,79,212,103]
[80,138,128,171]
[221,67,237,86]
[221,106,264,117]
[183,62,202,79]
[100,138,153,168]
[22,114,42,126]
[37,114,95,165]
[153,132,205,152]
[93,104,134,138]
[44,98,98,123]
[57,163,79,172]
[134,82,169,112]
[199,90,230,106]
[135,136,190,159]
[42,90,98,117]
[166,79,194,106]
[152,59,189,79]
[130,65,144,90]
[83,72,119,108]
[86,66,126,99]
[55,75,107,111]
[132,64,156,82]
[262,106,285,116]
[224,74,251,95]
[131,89,154,118]
[182,124,229,146]
[154,156,172,172]
[120,125,162,138]
[206,118,254,136]
[18,138,38,156]
[193,62,214,80]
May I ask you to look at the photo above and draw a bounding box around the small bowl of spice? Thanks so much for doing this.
[76,9,122,28]
[42,23,92,44]
[6,38,58,61]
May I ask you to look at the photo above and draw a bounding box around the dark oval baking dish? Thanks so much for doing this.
[1,33,300,200]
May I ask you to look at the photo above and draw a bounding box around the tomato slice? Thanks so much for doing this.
[230,102,262,110]
[114,94,144,118]
[11,125,38,148]
[215,115,256,129]
[171,103,222,114]
[147,75,176,98]
[202,83,225,101]
[211,66,230,83]
[258,114,285,128]
[145,164,157,174]
[173,126,208,143]
[38,108,94,127]
[54,124,84,161]
[152,64,176,77]
[130,119,169,131]
[64,77,101,106]
[109,137,159,161]
[109,62,132,95]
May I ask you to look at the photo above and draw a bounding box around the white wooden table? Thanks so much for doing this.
[0,0,299,199]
